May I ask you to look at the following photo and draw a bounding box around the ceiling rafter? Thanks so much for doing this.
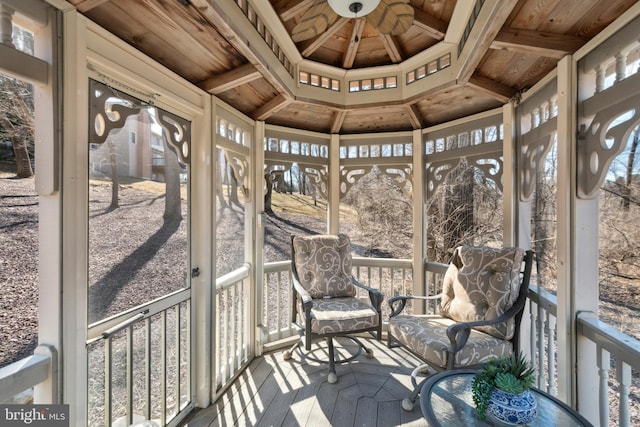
[406,104,422,129]
[457,0,519,84]
[467,74,516,103]
[412,8,447,40]
[276,0,315,22]
[254,94,292,120]
[190,0,291,97]
[300,17,350,57]
[74,0,109,13]
[198,63,262,94]
[491,28,585,59]
[331,109,347,133]
[379,34,403,63]
[343,18,366,68]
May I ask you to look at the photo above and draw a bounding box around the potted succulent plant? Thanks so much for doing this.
[471,352,537,425]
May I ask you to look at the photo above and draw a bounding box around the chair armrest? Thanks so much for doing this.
[351,277,383,311]
[446,298,526,352]
[388,294,443,318]
[291,274,314,318]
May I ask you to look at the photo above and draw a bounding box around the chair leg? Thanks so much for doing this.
[350,336,374,358]
[326,337,338,383]
[401,363,432,411]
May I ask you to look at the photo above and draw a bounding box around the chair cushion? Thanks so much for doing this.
[301,297,379,334]
[292,234,356,299]
[388,314,513,368]
[439,245,525,340]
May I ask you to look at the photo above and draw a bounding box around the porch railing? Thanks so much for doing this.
[262,257,414,342]
[0,344,57,404]
[528,286,640,427]
[577,311,640,427]
[214,264,251,393]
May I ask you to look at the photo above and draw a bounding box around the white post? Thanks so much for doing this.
[328,134,340,234]
[253,120,266,356]
[412,129,425,313]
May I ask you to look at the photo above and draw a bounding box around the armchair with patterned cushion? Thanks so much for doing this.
[387,245,534,410]
[284,234,384,383]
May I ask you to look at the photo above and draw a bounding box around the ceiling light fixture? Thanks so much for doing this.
[327,0,381,18]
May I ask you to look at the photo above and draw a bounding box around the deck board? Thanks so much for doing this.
[181,338,430,426]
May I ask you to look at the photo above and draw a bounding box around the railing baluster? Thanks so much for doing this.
[145,317,151,421]
[617,362,631,427]
[126,325,134,425]
[536,305,545,389]
[529,301,537,380]
[547,314,556,396]
[161,309,167,426]
[105,337,113,427]
[597,346,611,427]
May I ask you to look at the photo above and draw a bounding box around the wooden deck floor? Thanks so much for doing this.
[182,337,431,426]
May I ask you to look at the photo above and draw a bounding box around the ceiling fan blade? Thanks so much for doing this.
[291,0,339,42]
[366,0,414,35]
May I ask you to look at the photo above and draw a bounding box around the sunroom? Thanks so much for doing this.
[1,0,639,426]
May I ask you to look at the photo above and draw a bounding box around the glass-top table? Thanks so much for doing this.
[420,369,593,426]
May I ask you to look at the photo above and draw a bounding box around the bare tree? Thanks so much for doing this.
[622,127,639,211]
[163,138,183,222]
[0,77,34,178]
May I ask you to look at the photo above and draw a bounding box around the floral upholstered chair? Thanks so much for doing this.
[284,234,383,383]
[387,245,534,410]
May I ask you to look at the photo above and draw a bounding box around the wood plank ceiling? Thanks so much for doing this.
[69,0,637,134]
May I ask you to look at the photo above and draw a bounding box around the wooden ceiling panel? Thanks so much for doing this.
[537,0,602,34]
[72,0,637,135]
[415,86,502,126]
[340,105,413,134]
[494,51,546,89]
[396,27,439,57]
[214,79,279,118]
[82,0,241,81]
[568,0,639,38]
[505,0,563,30]
[267,103,337,133]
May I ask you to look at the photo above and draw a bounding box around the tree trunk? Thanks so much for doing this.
[108,138,119,210]
[443,161,474,255]
[163,140,183,222]
[11,127,33,178]
[622,128,639,211]
[264,173,274,214]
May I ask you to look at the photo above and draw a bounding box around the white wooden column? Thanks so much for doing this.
[557,55,600,416]
[253,120,266,356]
[60,10,89,426]
[192,93,213,407]
[504,100,533,358]
[328,134,340,234]
[412,129,425,305]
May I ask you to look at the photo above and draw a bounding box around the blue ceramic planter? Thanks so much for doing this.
[487,388,537,425]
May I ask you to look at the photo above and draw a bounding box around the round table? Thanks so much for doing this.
[420,369,593,426]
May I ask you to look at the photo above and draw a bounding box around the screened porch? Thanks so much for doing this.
[1,1,640,426]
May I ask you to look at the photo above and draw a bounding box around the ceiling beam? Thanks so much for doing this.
[457,0,519,84]
[73,0,110,13]
[413,9,447,40]
[253,94,291,120]
[198,63,262,94]
[331,110,347,133]
[343,18,366,68]
[379,34,403,63]
[276,0,315,22]
[406,104,423,129]
[189,0,292,98]
[300,17,350,57]
[491,28,585,59]
[468,74,516,103]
